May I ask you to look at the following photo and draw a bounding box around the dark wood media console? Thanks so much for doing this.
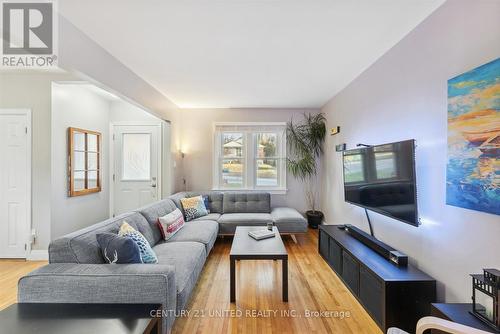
[319,225,436,333]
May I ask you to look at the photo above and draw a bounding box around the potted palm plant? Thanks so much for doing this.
[286,113,327,228]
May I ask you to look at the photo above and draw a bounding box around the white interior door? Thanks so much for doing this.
[113,125,160,216]
[0,110,30,258]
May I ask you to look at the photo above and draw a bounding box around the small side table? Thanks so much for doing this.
[431,303,497,333]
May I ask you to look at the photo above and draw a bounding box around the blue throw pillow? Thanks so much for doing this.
[202,195,211,214]
[118,221,158,264]
[96,233,142,264]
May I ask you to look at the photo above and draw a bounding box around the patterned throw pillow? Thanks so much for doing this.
[118,221,158,264]
[180,195,209,221]
[157,208,185,240]
[96,233,142,264]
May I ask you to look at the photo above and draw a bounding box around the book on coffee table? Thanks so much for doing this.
[248,229,276,240]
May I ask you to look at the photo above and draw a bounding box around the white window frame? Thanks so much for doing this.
[213,122,287,194]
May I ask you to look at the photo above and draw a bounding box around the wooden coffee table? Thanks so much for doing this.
[0,303,162,334]
[230,226,288,302]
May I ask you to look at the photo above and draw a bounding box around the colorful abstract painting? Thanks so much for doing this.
[446,58,500,215]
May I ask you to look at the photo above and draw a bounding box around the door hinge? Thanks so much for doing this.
[24,243,27,251]
[113,174,115,182]
[25,126,28,134]
[113,134,115,140]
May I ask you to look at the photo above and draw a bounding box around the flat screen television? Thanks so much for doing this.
[342,139,419,226]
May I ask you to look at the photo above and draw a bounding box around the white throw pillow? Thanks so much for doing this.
[157,208,185,240]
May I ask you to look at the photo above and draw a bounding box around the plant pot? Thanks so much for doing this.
[306,210,324,229]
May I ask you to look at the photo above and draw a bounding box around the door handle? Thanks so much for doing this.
[151,184,157,188]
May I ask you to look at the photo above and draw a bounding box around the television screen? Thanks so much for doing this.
[343,139,418,226]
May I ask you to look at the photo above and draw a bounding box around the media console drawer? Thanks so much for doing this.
[328,239,343,275]
[318,225,436,333]
[319,229,329,259]
[342,251,359,295]
[359,266,384,326]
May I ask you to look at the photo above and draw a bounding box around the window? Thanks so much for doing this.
[68,127,101,197]
[375,151,396,179]
[214,123,286,192]
[256,133,279,187]
[374,145,397,180]
[122,133,151,181]
[343,152,365,183]
[221,132,245,188]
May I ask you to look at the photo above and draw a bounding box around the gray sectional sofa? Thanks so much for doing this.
[18,191,306,333]
[170,192,307,235]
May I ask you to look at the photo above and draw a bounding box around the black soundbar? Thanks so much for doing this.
[344,224,408,267]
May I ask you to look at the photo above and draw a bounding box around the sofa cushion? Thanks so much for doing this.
[222,192,271,213]
[49,212,155,264]
[192,213,221,222]
[153,242,206,311]
[271,207,308,233]
[170,192,224,214]
[165,220,218,255]
[168,192,187,213]
[218,213,273,234]
[137,199,179,245]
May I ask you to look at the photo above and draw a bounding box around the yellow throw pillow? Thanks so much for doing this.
[180,195,209,221]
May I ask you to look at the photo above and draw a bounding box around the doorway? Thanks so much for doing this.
[111,124,162,216]
[0,109,31,258]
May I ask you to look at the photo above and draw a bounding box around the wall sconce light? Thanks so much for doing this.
[330,126,340,136]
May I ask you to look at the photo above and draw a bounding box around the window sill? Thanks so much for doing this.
[212,188,288,195]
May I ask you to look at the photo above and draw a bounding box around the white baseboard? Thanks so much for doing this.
[27,249,48,261]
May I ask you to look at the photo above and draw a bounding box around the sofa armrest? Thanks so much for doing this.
[18,263,176,333]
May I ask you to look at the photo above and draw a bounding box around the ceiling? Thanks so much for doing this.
[59,0,445,109]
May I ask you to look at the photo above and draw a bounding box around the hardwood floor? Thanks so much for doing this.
[0,259,47,311]
[172,230,381,334]
[0,230,381,333]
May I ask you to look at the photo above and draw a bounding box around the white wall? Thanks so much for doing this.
[110,100,159,123]
[51,84,112,239]
[0,72,77,250]
[179,108,319,212]
[320,0,500,302]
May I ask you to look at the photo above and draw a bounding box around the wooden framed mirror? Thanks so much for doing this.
[68,127,101,197]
